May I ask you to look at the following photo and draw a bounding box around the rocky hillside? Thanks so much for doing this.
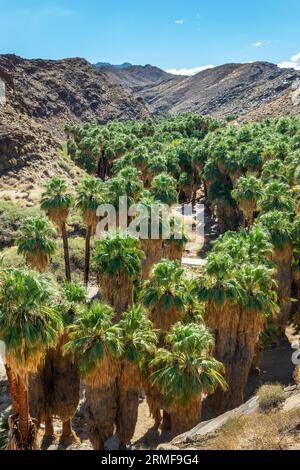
[114,61,300,120]
[0,54,149,177]
[98,63,185,93]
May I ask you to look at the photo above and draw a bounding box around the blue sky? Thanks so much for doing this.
[0,0,300,74]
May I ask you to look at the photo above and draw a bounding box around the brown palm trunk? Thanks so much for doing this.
[61,222,71,282]
[84,225,92,285]
[5,364,19,414]
[17,376,29,448]
[169,397,202,436]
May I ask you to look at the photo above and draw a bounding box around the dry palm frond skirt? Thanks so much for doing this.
[26,252,49,273]
[143,375,165,429]
[47,208,69,230]
[99,272,134,317]
[168,397,202,436]
[29,336,80,426]
[271,246,293,334]
[141,239,163,280]
[163,241,184,261]
[83,210,99,234]
[116,360,141,446]
[149,302,185,334]
[85,355,120,450]
[239,199,256,225]
[206,301,265,412]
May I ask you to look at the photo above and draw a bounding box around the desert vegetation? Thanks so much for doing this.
[1,113,300,450]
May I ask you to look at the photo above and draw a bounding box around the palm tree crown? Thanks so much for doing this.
[17,216,57,271]
[0,269,62,375]
[151,323,226,406]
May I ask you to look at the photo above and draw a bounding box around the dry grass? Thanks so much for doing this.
[194,408,300,450]
[257,383,285,412]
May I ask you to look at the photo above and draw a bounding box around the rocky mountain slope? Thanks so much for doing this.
[98,63,185,94]
[139,62,300,118]
[0,54,149,177]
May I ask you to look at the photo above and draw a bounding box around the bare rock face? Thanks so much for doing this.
[106,61,300,120]
[97,63,185,94]
[0,54,149,176]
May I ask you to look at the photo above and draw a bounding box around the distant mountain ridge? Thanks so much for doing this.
[96,62,185,93]
[96,60,300,120]
[95,62,133,69]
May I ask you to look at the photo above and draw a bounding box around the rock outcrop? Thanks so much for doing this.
[0,54,149,175]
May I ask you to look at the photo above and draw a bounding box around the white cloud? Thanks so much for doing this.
[252,40,278,47]
[175,19,184,24]
[278,52,300,71]
[166,65,215,76]
[291,52,300,62]
[278,61,300,71]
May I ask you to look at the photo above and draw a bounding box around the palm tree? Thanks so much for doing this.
[232,176,262,226]
[258,211,294,335]
[17,216,57,272]
[29,282,86,443]
[64,301,123,450]
[75,176,104,285]
[163,215,189,261]
[0,269,62,449]
[150,172,178,206]
[208,180,239,232]
[140,259,190,432]
[141,260,188,336]
[196,253,277,412]
[151,323,226,435]
[41,177,73,282]
[93,231,143,317]
[134,198,165,280]
[258,180,296,214]
[117,306,157,448]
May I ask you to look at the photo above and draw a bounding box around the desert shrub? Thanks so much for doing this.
[1,246,25,269]
[202,409,300,450]
[257,383,285,411]
[0,201,41,248]
[1,237,94,284]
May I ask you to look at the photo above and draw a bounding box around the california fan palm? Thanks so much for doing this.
[41,177,73,281]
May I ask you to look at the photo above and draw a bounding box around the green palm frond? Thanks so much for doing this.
[64,300,123,376]
[0,269,62,370]
[94,230,143,278]
[151,323,226,406]
[141,260,188,311]
[41,177,73,211]
[17,216,57,257]
[119,305,158,363]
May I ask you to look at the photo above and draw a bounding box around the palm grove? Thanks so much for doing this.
[0,113,300,449]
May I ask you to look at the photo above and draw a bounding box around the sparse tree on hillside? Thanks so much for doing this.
[41,177,73,281]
